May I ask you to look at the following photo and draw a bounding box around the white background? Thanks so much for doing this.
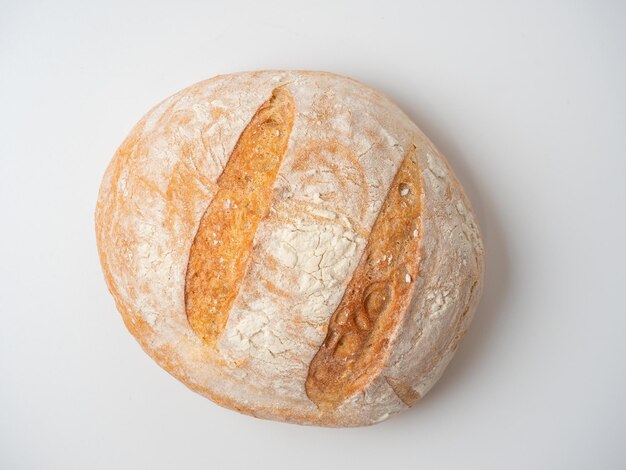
[1,1,625,469]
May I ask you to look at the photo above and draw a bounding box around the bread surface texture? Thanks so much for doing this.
[95,70,484,427]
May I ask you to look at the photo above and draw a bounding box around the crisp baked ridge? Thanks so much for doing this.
[305,145,422,408]
[95,71,484,427]
[185,87,295,348]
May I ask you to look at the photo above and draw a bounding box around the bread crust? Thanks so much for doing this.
[95,70,484,426]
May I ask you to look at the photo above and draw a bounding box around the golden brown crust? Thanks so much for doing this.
[305,145,422,407]
[384,376,422,406]
[185,87,295,347]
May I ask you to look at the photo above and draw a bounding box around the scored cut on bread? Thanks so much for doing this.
[186,87,295,348]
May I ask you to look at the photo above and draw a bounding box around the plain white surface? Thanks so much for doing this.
[1,1,625,468]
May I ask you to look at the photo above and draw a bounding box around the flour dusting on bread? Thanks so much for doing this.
[95,71,484,427]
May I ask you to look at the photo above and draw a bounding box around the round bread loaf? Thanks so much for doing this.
[95,70,484,427]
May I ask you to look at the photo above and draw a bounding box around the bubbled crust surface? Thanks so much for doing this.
[95,71,484,427]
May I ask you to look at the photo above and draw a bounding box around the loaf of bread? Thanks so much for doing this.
[95,71,484,426]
